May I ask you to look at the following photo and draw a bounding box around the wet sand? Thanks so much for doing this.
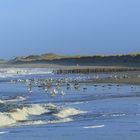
[92,76,140,85]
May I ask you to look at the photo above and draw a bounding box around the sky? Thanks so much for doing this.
[0,0,140,59]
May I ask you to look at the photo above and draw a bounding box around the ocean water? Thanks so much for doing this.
[0,68,140,140]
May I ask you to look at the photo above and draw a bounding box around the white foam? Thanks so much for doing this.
[49,118,73,124]
[0,113,16,127]
[9,104,49,121]
[8,96,26,102]
[54,107,87,118]
[0,100,4,104]
[23,118,73,126]
[46,103,57,108]
[0,104,80,128]
[67,101,85,105]
[84,125,105,129]
[0,96,26,104]
[111,113,126,117]
[0,131,8,135]
[0,104,50,127]
[0,68,53,78]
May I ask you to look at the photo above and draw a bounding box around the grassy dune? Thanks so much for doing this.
[9,53,140,67]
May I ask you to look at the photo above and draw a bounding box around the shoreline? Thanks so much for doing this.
[92,76,140,85]
[0,64,140,85]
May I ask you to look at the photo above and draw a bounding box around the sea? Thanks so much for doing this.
[0,68,140,140]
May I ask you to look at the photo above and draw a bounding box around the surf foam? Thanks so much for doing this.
[0,104,86,128]
[0,96,26,104]
[0,113,16,127]
[22,118,73,126]
[84,125,105,129]
[54,107,87,118]
[9,104,49,121]
[0,131,9,135]
[0,104,50,127]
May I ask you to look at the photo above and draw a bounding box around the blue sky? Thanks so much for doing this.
[0,0,140,58]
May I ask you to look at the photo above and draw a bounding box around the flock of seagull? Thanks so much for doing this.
[11,78,83,96]
[10,74,137,97]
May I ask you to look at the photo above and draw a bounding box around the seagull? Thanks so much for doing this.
[28,86,32,93]
[61,90,65,96]
[50,89,58,97]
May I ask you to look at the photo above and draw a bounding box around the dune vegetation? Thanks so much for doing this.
[8,53,140,67]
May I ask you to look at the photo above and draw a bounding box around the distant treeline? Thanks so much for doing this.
[9,53,140,66]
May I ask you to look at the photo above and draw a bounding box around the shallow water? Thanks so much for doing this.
[0,69,140,140]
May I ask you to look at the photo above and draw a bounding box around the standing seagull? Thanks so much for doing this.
[61,90,65,96]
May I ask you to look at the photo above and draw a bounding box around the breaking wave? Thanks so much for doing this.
[0,96,26,104]
[0,113,16,127]
[53,107,87,118]
[83,125,105,129]
[0,68,53,78]
[9,104,49,121]
[0,103,86,128]
[0,131,9,135]
[22,118,73,126]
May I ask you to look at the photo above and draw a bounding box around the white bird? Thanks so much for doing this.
[61,90,65,96]
[28,86,32,93]
[50,89,58,97]
[54,89,58,94]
